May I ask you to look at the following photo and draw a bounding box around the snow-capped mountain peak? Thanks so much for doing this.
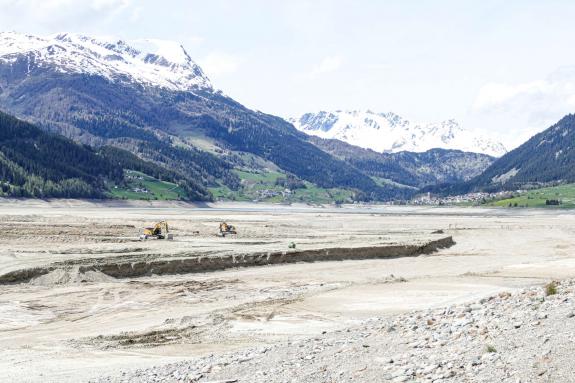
[291,110,507,157]
[0,31,212,91]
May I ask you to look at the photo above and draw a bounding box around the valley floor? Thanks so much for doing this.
[1,201,575,382]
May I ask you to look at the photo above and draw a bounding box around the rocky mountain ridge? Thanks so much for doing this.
[0,32,403,201]
[291,110,507,157]
[0,31,499,201]
[0,31,212,92]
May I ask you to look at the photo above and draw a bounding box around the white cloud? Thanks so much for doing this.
[0,0,131,13]
[127,3,142,22]
[0,0,135,29]
[466,67,575,149]
[311,55,343,77]
[185,36,205,45]
[198,52,243,77]
[472,81,548,111]
[91,0,130,11]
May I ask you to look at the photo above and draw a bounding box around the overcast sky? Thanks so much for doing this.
[2,0,575,147]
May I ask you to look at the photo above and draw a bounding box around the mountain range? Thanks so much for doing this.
[0,32,212,92]
[0,31,530,202]
[291,110,507,157]
[310,136,494,189]
[0,32,412,200]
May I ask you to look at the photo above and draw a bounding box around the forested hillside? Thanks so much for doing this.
[97,146,216,201]
[0,111,122,198]
[0,111,215,200]
[428,114,575,195]
[310,137,494,188]
[469,114,575,190]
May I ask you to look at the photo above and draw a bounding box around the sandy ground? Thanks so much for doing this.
[1,201,575,382]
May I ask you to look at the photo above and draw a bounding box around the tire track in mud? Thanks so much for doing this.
[75,281,347,350]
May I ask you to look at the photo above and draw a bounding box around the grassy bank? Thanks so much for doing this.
[108,170,188,201]
[209,169,353,204]
[486,183,575,208]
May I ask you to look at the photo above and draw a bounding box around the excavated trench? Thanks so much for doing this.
[0,236,454,284]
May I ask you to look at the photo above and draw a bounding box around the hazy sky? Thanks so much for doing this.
[2,0,575,147]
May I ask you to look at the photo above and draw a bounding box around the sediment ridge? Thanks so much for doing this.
[0,236,454,284]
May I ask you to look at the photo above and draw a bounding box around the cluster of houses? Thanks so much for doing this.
[256,188,293,199]
[123,172,149,194]
[411,191,517,205]
[132,187,150,194]
[126,174,144,181]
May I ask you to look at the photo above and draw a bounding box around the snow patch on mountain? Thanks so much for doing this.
[0,31,212,91]
[291,110,507,157]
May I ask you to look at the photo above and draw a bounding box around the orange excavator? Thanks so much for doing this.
[140,221,173,240]
[219,222,237,237]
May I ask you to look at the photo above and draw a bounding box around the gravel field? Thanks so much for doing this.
[96,279,575,383]
[1,200,575,382]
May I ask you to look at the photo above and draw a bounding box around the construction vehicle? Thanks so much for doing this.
[219,222,237,237]
[140,221,173,240]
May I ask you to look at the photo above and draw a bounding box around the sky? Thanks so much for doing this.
[2,0,575,148]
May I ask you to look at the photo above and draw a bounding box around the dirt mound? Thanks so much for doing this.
[29,267,115,286]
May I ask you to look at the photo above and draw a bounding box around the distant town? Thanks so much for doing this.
[410,191,517,206]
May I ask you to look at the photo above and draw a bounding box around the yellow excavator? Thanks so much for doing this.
[219,222,237,237]
[140,221,173,240]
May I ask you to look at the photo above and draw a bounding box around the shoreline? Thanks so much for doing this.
[2,198,572,217]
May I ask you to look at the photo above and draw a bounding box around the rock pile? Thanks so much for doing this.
[95,280,575,382]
